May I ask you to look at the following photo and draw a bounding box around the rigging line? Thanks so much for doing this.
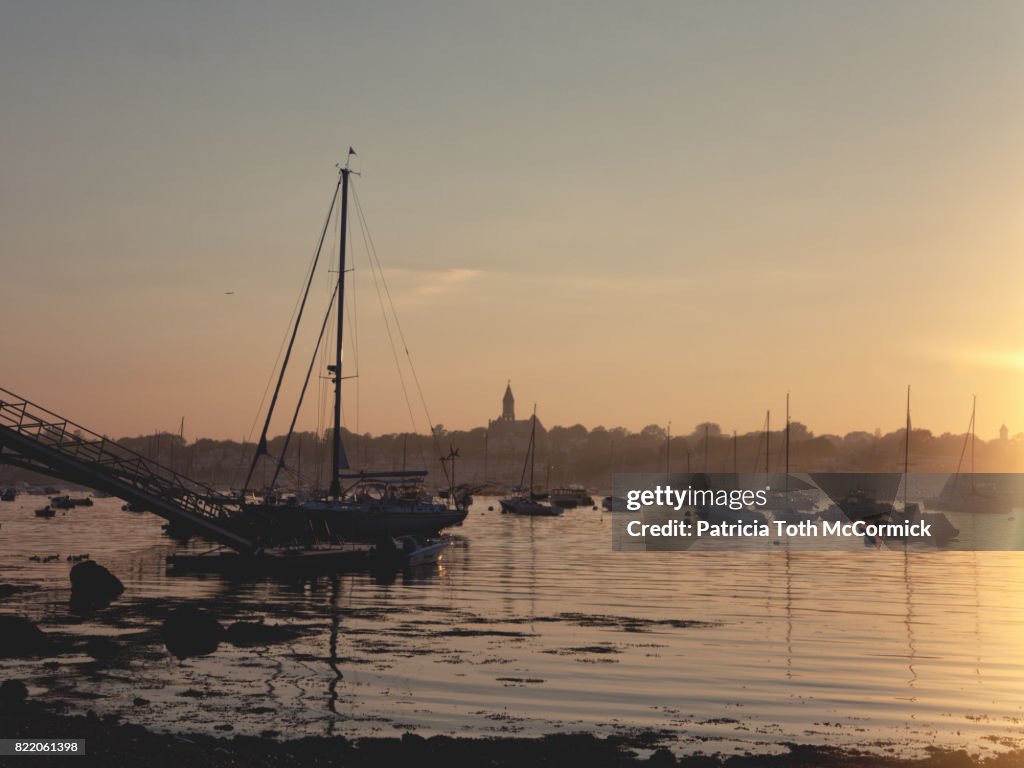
[771,430,787,475]
[751,415,766,475]
[519,420,533,490]
[354,201,436,482]
[317,205,336,446]
[270,283,340,490]
[350,223,360,437]
[315,368,326,491]
[317,324,330,431]
[951,396,975,490]
[345,296,359,434]
[351,182,449,483]
[244,177,342,492]
[319,318,333,430]
[338,193,361,437]
[351,185,430,425]
[349,186,425,467]
[234,283,312,491]
[345,245,361,437]
[244,194,335,450]
[316,254,337,491]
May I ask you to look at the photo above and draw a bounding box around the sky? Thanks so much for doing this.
[1,1,1022,442]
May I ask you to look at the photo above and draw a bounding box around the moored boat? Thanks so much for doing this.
[296,484,466,539]
[500,496,563,516]
[375,534,451,567]
[889,503,959,546]
[499,406,562,517]
[235,157,467,543]
[885,389,959,547]
[923,398,1018,514]
[549,485,594,509]
[50,495,93,509]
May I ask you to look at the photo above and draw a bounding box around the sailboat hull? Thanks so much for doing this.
[306,501,467,538]
[244,499,467,541]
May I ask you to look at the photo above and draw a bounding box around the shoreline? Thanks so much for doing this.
[3,703,1023,768]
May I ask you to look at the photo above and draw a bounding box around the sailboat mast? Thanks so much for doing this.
[904,385,911,508]
[329,166,351,499]
[784,395,789,474]
[785,393,790,493]
[666,421,671,473]
[765,410,770,475]
[529,405,537,494]
[970,394,976,492]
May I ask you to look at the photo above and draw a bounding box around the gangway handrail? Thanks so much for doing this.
[0,386,256,551]
[0,387,234,507]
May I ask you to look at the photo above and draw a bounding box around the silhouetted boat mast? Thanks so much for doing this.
[732,430,738,474]
[785,393,790,492]
[904,385,911,509]
[665,421,671,473]
[330,164,352,499]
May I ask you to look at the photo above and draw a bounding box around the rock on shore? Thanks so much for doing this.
[70,561,124,607]
[161,606,223,659]
[0,615,47,658]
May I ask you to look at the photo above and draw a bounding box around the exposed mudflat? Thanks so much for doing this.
[5,703,1024,768]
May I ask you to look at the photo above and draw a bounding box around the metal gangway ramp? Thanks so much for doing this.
[0,387,255,553]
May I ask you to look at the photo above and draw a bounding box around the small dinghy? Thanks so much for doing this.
[392,534,451,567]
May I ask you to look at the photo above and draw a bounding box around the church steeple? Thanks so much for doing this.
[502,380,515,421]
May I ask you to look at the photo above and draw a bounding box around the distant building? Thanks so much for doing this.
[487,381,544,452]
[1000,424,1009,441]
[500,380,515,421]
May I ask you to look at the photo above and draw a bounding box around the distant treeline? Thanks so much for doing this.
[2,421,1020,493]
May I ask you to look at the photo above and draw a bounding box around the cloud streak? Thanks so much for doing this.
[411,268,481,298]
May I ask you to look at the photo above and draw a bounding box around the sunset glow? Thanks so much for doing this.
[1,2,1021,444]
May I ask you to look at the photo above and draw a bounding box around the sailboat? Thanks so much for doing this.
[926,396,1008,513]
[499,406,562,516]
[240,158,468,542]
[890,386,959,546]
[763,394,816,518]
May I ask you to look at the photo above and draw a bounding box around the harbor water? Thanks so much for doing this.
[0,494,1022,758]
